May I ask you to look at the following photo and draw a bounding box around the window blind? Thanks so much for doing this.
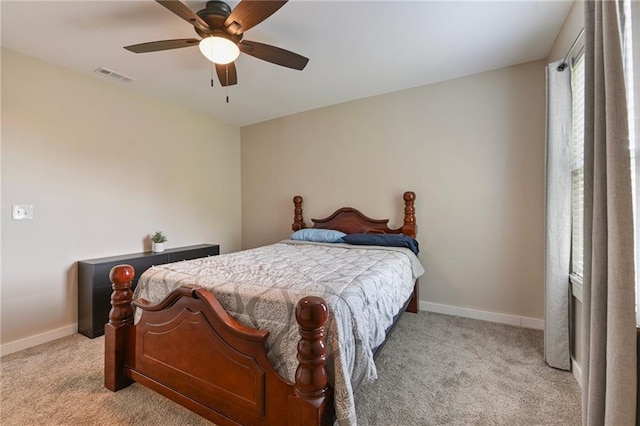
[570,54,585,279]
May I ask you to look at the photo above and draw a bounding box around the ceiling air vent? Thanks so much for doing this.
[94,67,135,83]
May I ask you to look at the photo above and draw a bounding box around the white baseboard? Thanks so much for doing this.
[571,356,582,387]
[0,324,77,357]
[419,301,544,330]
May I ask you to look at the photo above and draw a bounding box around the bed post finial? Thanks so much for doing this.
[402,191,417,238]
[105,264,135,391]
[294,296,333,424]
[108,265,135,325]
[293,195,306,231]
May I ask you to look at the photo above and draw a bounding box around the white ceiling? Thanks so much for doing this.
[1,0,574,127]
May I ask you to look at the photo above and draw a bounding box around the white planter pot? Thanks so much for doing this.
[152,242,165,253]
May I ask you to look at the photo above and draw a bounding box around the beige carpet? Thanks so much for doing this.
[1,312,581,425]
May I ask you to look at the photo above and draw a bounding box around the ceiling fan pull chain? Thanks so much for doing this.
[226,65,230,104]
[210,63,214,87]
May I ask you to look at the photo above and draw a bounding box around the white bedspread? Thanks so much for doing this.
[133,240,424,425]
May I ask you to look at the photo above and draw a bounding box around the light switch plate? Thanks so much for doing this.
[12,205,33,220]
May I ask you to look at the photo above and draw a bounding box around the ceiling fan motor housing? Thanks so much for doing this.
[195,1,241,42]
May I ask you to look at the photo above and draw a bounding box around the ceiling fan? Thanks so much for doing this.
[124,0,309,87]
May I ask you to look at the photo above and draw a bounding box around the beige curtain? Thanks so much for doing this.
[582,1,636,425]
[544,61,572,371]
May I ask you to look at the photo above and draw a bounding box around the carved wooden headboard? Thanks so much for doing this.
[292,191,417,238]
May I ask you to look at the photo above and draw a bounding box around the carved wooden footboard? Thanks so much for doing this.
[105,265,334,426]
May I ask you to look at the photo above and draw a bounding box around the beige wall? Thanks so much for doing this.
[242,59,547,320]
[1,49,242,347]
[547,0,584,63]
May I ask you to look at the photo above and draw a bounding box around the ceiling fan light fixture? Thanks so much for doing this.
[199,36,240,65]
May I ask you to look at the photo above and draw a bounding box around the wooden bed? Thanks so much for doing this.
[105,191,418,425]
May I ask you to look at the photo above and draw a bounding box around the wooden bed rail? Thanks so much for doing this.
[104,264,333,425]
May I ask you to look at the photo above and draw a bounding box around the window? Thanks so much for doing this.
[570,54,585,281]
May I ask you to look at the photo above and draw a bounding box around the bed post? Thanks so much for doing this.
[292,195,306,231]
[402,192,419,313]
[401,191,417,238]
[294,296,333,425]
[104,264,135,391]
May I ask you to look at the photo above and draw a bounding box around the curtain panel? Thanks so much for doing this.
[544,61,572,371]
[582,1,637,425]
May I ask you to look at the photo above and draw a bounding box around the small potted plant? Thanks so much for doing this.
[151,231,167,253]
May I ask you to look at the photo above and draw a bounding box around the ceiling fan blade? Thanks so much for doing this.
[124,39,200,53]
[215,62,238,87]
[224,1,288,35]
[156,0,209,31]
[239,40,308,70]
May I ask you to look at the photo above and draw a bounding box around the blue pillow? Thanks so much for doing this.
[340,233,419,255]
[290,228,347,243]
